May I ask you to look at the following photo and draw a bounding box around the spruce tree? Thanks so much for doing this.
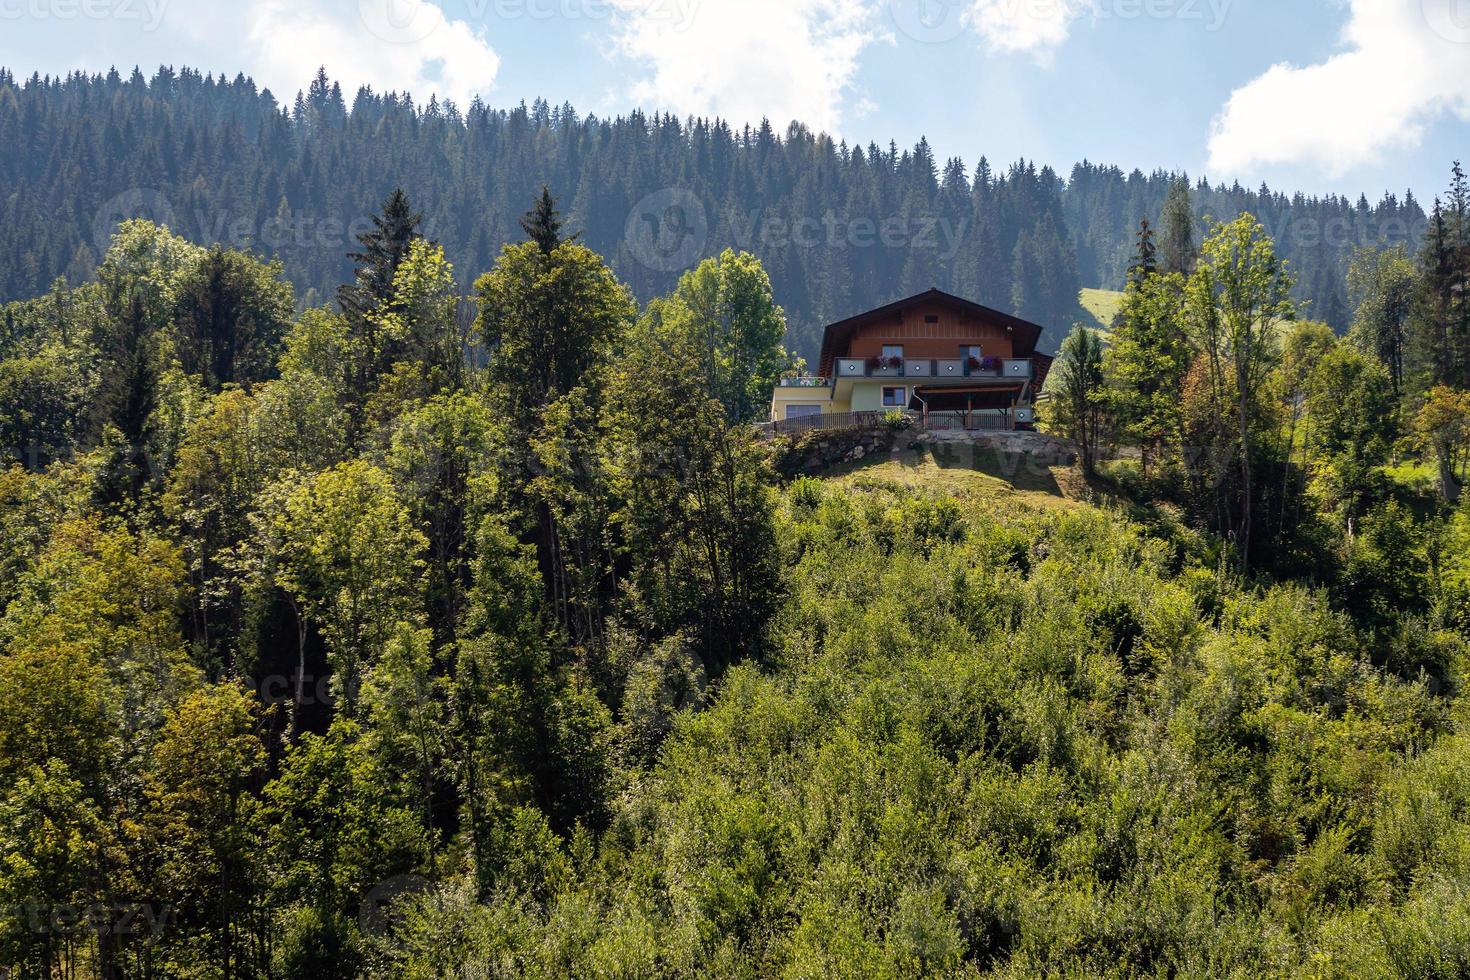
[520,186,575,254]
[0,66,1446,364]
[1108,220,1189,472]
[1129,218,1158,286]
[1416,201,1457,387]
[112,291,155,452]
[1052,324,1106,474]
[1450,163,1470,385]
[1160,178,1197,276]
[338,188,423,322]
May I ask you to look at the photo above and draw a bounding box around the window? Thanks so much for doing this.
[785,404,823,420]
[961,345,983,361]
[880,345,904,361]
[882,387,908,408]
[925,315,940,324]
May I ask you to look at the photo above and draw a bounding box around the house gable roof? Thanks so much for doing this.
[816,288,1051,378]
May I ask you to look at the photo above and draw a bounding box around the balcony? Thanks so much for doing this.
[833,357,1033,380]
[778,376,829,388]
[1002,358,1034,379]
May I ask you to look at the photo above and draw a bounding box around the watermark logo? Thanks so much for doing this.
[625,188,709,273]
[88,194,438,257]
[359,0,445,43]
[890,0,1232,43]
[0,0,168,30]
[724,208,969,259]
[247,672,353,709]
[359,0,699,43]
[1424,0,1470,43]
[890,0,970,43]
[360,874,432,936]
[16,902,174,944]
[93,188,176,253]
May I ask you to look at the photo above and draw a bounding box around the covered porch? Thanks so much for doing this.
[910,384,1029,431]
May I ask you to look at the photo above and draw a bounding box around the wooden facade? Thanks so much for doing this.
[771,289,1054,430]
[844,309,1018,362]
[817,289,1048,380]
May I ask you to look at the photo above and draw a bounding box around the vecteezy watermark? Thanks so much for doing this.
[0,0,168,29]
[891,0,1232,44]
[93,188,177,253]
[247,672,350,710]
[1271,212,1430,253]
[15,902,175,944]
[724,209,970,260]
[185,208,399,253]
[359,874,432,936]
[358,0,698,44]
[1423,0,1470,43]
[890,0,970,43]
[91,190,444,255]
[623,191,975,274]
[358,0,445,44]
[625,188,710,273]
[1096,0,1232,29]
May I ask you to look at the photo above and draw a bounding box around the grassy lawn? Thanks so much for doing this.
[1079,287,1124,335]
[824,440,1089,512]
[1384,459,1438,490]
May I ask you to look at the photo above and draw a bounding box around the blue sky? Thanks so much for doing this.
[3,0,1468,201]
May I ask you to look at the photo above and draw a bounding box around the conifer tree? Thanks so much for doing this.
[1129,218,1158,286]
[1051,323,1106,474]
[338,188,423,323]
[110,291,155,456]
[0,67,1447,355]
[1415,200,1460,387]
[1160,179,1197,276]
[520,186,575,255]
[1108,221,1188,472]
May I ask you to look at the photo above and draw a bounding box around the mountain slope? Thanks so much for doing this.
[0,67,1427,359]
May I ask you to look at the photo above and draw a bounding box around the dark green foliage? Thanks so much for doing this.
[338,188,423,326]
[362,487,1470,978]
[0,66,1420,363]
[2,160,1470,979]
[1159,177,1197,276]
[1347,244,1416,394]
[1050,324,1106,473]
[606,304,783,671]
[1128,217,1157,284]
[520,186,572,255]
[0,346,90,466]
[174,245,293,388]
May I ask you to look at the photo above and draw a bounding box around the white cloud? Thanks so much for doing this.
[168,0,500,107]
[1207,0,1470,179]
[965,0,1084,61]
[607,0,885,134]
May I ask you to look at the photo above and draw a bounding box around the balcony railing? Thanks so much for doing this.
[778,376,829,388]
[833,357,1033,380]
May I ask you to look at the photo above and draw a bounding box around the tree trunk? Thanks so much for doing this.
[1237,388,1252,572]
[292,597,307,741]
[1438,450,1463,501]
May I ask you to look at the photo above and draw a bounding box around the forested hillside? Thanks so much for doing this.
[0,65,1428,359]
[2,158,1470,974]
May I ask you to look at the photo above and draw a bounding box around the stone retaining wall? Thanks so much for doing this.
[770,422,910,478]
